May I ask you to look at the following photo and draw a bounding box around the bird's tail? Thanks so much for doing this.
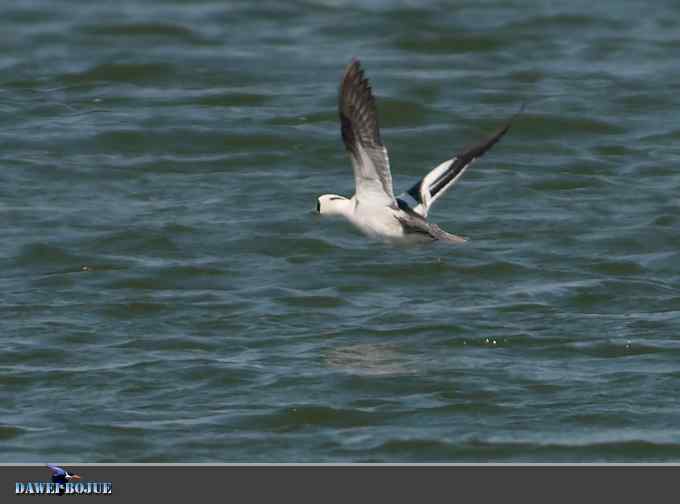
[431,224,467,243]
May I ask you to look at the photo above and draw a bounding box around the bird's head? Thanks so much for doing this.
[316,194,351,216]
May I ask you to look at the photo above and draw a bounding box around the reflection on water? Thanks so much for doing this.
[325,343,415,376]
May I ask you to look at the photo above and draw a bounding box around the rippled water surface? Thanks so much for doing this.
[3,0,680,462]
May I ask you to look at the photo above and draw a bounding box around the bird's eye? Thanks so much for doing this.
[329,197,343,201]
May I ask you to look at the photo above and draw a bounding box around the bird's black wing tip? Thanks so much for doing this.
[457,103,525,160]
[344,58,363,77]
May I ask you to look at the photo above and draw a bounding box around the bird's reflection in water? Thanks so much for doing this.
[325,343,415,376]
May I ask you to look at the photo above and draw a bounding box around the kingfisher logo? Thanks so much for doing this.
[14,465,112,496]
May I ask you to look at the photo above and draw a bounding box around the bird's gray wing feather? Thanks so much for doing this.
[339,59,395,207]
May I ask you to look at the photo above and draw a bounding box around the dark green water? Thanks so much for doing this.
[2,0,680,462]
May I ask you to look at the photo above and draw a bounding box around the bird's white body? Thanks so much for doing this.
[319,195,404,240]
[350,201,406,241]
[316,59,513,244]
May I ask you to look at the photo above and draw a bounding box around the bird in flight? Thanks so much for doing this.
[47,464,81,495]
[316,59,515,244]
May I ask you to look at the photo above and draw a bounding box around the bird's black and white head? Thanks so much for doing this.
[316,194,352,217]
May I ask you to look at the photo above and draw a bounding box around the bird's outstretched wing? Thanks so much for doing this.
[339,59,396,207]
[398,117,515,218]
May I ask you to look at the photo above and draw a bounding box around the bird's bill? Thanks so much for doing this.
[69,474,81,481]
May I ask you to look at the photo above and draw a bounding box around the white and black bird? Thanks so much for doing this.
[316,59,515,244]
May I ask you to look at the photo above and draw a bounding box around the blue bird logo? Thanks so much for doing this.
[47,465,81,495]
